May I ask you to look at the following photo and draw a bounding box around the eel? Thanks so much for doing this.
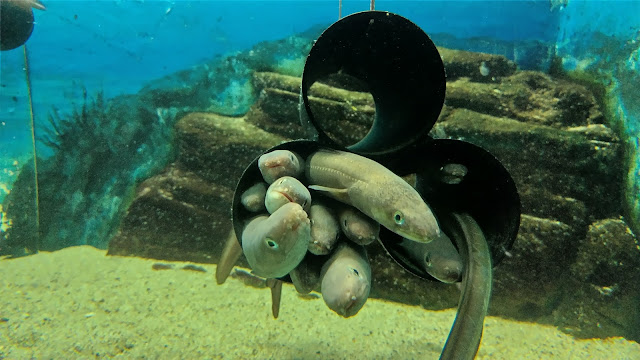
[215,229,243,285]
[265,176,311,214]
[320,242,371,318]
[241,202,310,278]
[306,149,440,243]
[308,203,341,255]
[266,278,283,319]
[240,182,267,212]
[230,269,267,288]
[440,213,492,360]
[258,150,305,184]
[290,253,325,294]
[338,206,380,246]
[398,231,463,283]
[439,163,468,185]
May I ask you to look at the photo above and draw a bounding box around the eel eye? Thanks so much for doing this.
[265,238,279,249]
[393,211,405,225]
[424,254,432,267]
[351,267,360,276]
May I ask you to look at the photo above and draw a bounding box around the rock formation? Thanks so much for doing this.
[104,48,638,341]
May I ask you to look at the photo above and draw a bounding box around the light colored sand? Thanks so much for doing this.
[0,246,638,359]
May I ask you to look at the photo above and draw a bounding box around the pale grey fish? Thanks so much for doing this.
[241,182,267,212]
[306,149,440,243]
[399,231,463,283]
[258,150,305,184]
[266,278,283,319]
[265,176,311,214]
[338,206,380,246]
[215,229,243,285]
[230,269,267,288]
[440,213,492,360]
[308,203,340,255]
[241,202,310,278]
[440,163,468,185]
[320,242,371,318]
[290,253,324,294]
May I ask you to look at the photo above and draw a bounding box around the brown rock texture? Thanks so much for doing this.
[108,49,638,341]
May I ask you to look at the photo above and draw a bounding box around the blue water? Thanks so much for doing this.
[0,0,560,121]
[1,0,639,238]
[0,0,555,199]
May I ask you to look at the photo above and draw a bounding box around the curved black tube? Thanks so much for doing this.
[300,11,445,157]
[440,213,492,360]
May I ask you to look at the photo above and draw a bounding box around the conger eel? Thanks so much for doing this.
[440,213,492,360]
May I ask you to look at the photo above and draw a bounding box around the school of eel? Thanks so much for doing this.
[216,148,463,318]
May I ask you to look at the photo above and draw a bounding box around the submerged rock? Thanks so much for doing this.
[105,48,636,341]
[572,218,640,286]
[433,107,623,219]
[175,112,287,188]
[437,47,517,81]
[108,164,236,264]
[445,71,605,127]
[248,72,375,145]
[109,113,287,263]
[491,215,576,320]
[556,219,640,341]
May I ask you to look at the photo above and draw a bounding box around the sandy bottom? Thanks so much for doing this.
[0,246,638,359]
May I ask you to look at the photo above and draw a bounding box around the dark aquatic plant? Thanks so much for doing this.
[2,28,323,256]
[2,89,177,254]
[39,89,109,153]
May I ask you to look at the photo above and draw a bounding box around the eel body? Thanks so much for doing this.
[308,203,340,255]
[320,242,371,318]
[399,231,463,283]
[241,202,310,278]
[265,176,311,214]
[338,206,380,246]
[258,150,304,184]
[306,149,439,243]
[440,213,492,360]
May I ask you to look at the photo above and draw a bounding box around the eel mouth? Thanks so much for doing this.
[265,162,283,169]
[343,295,358,315]
[276,190,294,203]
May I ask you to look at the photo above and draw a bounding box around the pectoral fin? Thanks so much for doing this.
[309,185,350,203]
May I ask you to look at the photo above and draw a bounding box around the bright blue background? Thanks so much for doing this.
[1,1,639,232]
[0,0,558,161]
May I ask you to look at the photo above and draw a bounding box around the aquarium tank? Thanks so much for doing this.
[1,0,639,358]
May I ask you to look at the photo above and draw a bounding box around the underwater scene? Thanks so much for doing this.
[1,0,639,358]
